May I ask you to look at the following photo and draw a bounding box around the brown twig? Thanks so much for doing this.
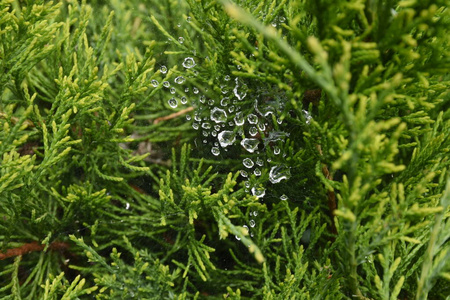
[316,145,338,238]
[153,107,194,124]
[0,241,70,260]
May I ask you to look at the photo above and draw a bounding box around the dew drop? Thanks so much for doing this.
[186,16,192,23]
[163,81,170,88]
[217,130,236,147]
[186,114,191,120]
[170,87,176,94]
[249,219,256,227]
[178,37,184,43]
[174,76,185,84]
[280,194,288,201]
[256,157,264,166]
[233,78,248,100]
[302,109,312,124]
[160,66,168,74]
[228,105,235,113]
[249,126,258,136]
[208,99,215,106]
[182,57,196,68]
[168,98,178,108]
[254,168,261,176]
[273,146,281,155]
[240,170,248,178]
[185,87,189,93]
[125,202,130,210]
[180,96,188,104]
[224,75,231,81]
[192,123,199,130]
[243,158,254,168]
[210,107,227,123]
[220,97,230,106]
[193,87,199,94]
[251,186,266,198]
[247,114,258,124]
[234,111,245,126]
[241,138,259,153]
[151,79,158,87]
[269,165,291,184]
[211,147,220,156]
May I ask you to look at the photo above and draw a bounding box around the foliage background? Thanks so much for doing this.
[0,0,449,299]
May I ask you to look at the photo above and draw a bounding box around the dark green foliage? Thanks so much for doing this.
[0,0,449,299]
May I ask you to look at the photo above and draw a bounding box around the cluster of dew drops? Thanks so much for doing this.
[152,17,313,242]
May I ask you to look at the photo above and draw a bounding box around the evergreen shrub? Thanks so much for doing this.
[0,0,449,299]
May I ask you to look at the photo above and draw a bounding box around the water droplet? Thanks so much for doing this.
[234,111,245,126]
[184,87,189,93]
[210,107,227,123]
[249,126,258,136]
[168,98,178,108]
[208,99,215,106]
[271,22,277,27]
[160,66,168,74]
[273,146,280,155]
[241,138,259,153]
[186,115,191,120]
[221,86,229,94]
[218,130,236,147]
[180,96,188,104]
[177,23,181,28]
[252,211,258,217]
[280,194,288,201]
[256,157,264,166]
[192,123,199,130]
[151,79,158,87]
[249,219,256,227]
[220,97,230,106]
[228,105,235,113]
[182,57,196,68]
[243,158,254,168]
[125,202,130,210]
[302,110,312,124]
[254,168,261,176]
[199,95,206,103]
[279,16,286,22]
[258,122,266,131]
[178,37,184,43]
[224,75,231,81]
[211,147,220,156]
[186,16,192,22]
[174,76,185,84]
[251,186,266,198]
[247,114,258,124]
[235,235,241,241]
[269,165,291,184]
[211,131,217,137]
[214,125,221,131]
[193,87,199,94]
[233,78,248,100]
[163,81,170,88]
[240,170,248,177]
[202,122,211,129]
[170,87,176,94]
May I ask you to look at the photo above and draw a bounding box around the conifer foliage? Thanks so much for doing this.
[0,0,449,299]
